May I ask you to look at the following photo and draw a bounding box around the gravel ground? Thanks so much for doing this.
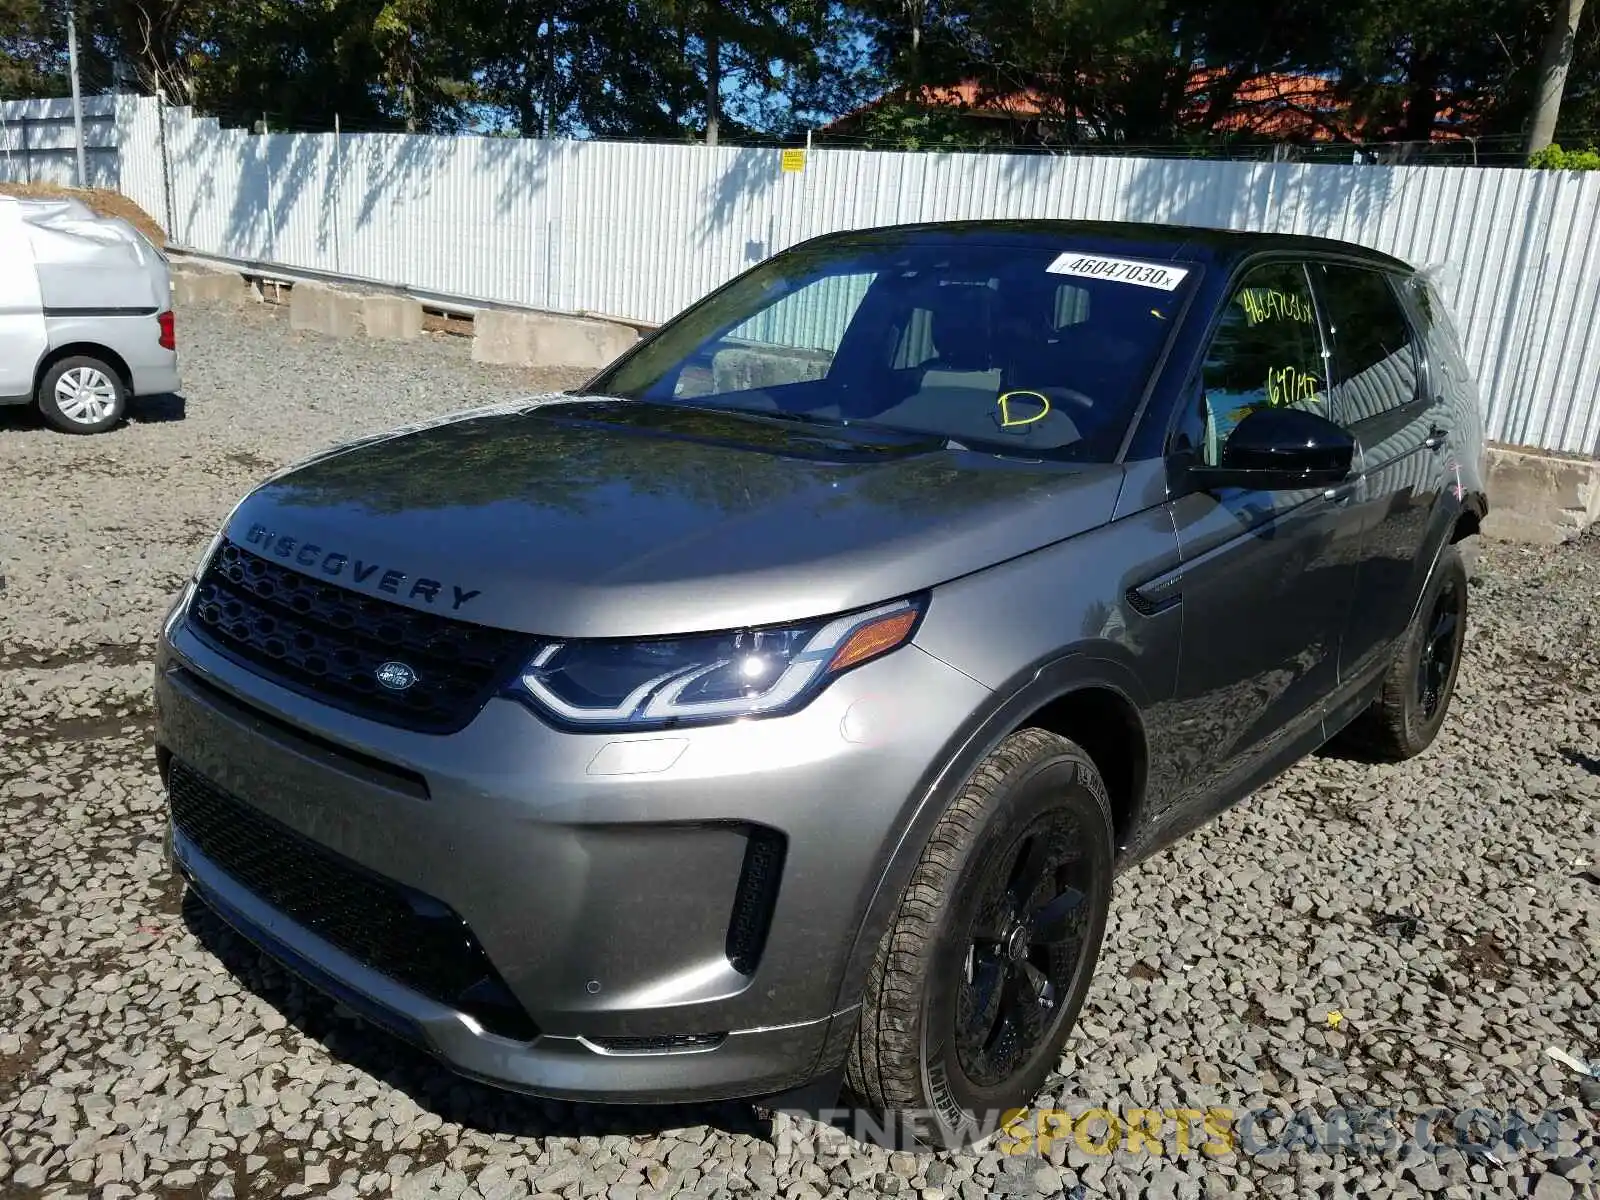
[1,298,1597,1200]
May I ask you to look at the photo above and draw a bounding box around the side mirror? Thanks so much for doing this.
[1189,405,1354,491]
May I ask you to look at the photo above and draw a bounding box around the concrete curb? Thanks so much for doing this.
[1483,444,1600,546]
[168,262,250,306]
[471,308,639,371]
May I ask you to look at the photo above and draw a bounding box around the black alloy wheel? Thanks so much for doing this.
[954,814,1097,1088]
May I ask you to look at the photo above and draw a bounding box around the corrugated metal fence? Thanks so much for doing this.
[68,95,1600,455]
[0,96,120,189]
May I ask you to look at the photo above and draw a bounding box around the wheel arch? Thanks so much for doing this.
[1400,489,1480,632]
[35,343,134,398]
[1451,496,1484,543]
[830,654,1151,1020]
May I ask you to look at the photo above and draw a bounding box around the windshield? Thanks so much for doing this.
[593,233,1198,461]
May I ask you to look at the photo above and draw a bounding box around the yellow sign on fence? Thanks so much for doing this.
[780,149,807,173]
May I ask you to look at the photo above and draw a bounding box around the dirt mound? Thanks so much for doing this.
[0,183,165,246]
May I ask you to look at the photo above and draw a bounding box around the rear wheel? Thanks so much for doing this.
[1338,544,1468,760]
[37,355,128,434]
[846,728,1113,1149]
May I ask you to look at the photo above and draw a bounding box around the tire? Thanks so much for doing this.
[37,355,128,434]
[1338,544,1469,761]
[845,728,1114,1150]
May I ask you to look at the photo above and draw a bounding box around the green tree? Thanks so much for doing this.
[1,0,68,99]
[5,0,1598,156]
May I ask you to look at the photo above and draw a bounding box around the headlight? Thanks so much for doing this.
[516,596,924,730]
[193,524,227,581]
[192,493,253,581]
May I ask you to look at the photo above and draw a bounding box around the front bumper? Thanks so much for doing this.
[154,587,989,1103]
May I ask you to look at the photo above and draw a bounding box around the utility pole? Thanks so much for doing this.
[66,0,87,187]
[156,88,174,237]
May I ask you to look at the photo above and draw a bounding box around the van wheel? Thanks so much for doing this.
[846,728,1113,1150]
[1338,544,1469,761]
[38,356,128,433]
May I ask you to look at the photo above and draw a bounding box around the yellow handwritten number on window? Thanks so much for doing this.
[998,390,1052,428]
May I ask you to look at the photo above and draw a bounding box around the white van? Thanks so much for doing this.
[0,196,180,434]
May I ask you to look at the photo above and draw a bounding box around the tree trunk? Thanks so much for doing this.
[516,76,537,139]
[1399,55,1441,144]
[1526,0,1588,155]
[906,0,923,95]
[544,19,557,138]
[705,20,720,146]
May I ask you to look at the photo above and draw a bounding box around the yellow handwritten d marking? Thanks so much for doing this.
[998,390,1051,428]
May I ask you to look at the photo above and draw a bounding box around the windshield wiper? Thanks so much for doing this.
[659,399,991,455]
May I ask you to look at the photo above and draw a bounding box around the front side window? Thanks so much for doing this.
[1315,264,1420,424]
[594,236,1197,462]
[1195,262,1327,466]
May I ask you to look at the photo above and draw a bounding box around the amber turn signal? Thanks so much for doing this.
[827,609,919,674]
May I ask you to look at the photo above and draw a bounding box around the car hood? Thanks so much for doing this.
[222,396,1126,638]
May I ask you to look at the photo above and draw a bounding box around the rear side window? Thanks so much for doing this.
[1411,276,1438,325]
[1412,275,1468,360]
[1053,284,1090,329]
[1315,265,1420,423]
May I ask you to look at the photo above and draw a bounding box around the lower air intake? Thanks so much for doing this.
[726,827,786,975]
[168,759,538,1041]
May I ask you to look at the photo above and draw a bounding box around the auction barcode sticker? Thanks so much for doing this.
[1046,253,1190,291]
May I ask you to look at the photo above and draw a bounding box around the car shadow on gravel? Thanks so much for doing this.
[178,891,782,1143]
[129,392,187,423]
[0,405,40,433]
[1560,747,1600,776]
[0,393,186,432]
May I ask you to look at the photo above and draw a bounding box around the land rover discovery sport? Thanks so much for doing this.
[155,220,1487,1147]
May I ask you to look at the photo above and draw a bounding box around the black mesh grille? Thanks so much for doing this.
[169,760,538,1041]
[726,828,786,975]
[187,541,536,734]
[589,1034,726,1054]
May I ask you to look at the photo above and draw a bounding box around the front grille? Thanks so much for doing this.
[187,541,535,734]
[169,760,538,1041]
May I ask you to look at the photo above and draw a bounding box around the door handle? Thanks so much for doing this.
[1423,424,1448,451]
[1323,476,1360,504]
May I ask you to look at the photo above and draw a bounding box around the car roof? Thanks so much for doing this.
[804,219,1414,275]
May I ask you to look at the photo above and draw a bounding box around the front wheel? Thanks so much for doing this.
[846,728,1114,1149]
[37,355,128,434]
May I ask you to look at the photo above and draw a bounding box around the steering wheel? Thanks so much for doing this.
[1032,386,1096,411]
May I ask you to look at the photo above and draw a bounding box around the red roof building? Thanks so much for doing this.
[821,70,1477,147]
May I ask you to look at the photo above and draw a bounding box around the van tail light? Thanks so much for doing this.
[158,310,175,351]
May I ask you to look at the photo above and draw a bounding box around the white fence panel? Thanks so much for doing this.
[113,94,166,225]
[0,95,119,188]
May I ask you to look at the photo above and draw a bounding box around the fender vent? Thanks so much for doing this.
[1125,588,1158,617]
[726,827,786,975]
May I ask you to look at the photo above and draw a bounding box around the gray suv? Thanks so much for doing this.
[155,221,1487,1147]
